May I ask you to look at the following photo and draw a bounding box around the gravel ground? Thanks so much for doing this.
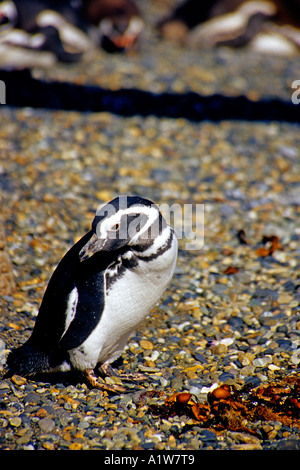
[1,0,300,452]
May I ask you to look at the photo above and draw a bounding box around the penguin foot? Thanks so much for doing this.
[99,363,148,382]
[83,369,126,394]
[119,372,148,382]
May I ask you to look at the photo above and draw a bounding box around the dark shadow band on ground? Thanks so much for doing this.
[1,70,300,122]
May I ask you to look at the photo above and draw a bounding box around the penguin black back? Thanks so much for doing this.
[5,228,127,376]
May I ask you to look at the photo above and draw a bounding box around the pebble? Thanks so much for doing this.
[9,417,22,427]
[140,340,154,350]
[0,0,300,451]
[210,344,227,355]
[38,418,56,433]
[227,432,262,450]
[291,349,300,365]
[252,356,272,367]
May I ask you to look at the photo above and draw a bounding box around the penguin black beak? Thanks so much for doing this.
[79,233,107,262]
[79,231,129,262]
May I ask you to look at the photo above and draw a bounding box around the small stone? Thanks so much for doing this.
[253,356,272,367]
[25,393,41,405]
[11,375,27,386]
[69,442,84,450]
[43,442,55,450]
[252,305,263,315]
[16,434,32,445]
[38,418,55,433]
[268,364,281,371]
[277,293,293,304]
[239,365,255,376]
[268,429,278,440]
[139,365,159,373]
[239,352,255,366]
[230,442,262,450]
[140,340,154,350]
[167,435,177,448]
[36,408,48,418]
[150,350,159,362]
[160,377,169,387]
[9,417,22,427]
[189,386,202,395]
[262,423,273,434]
[220,337,235,347]
[0,381,10,390]
[210,343,227,355]
[229,432,262,450]
[170,376,183,390]
[23,445,35,450]
[291,349,300,365]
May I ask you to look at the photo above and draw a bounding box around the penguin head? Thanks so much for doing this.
[79,195,166,261]
[83,0,143,52]
[0,0,18,30]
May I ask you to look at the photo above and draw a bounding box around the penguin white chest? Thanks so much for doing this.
[95,259,172,364]
[105,261,168,329]
[71,237,177,370]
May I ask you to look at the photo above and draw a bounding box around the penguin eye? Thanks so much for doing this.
[110,223,120,231]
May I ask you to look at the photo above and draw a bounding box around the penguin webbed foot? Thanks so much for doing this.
[99,363,148,382]
[83,368,126,394]
[83,363,149,393]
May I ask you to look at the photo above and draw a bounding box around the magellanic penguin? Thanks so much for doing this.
[158,0,300,56]
[0,0,92,66]
[81,0,143,52]
[5,195,178,393]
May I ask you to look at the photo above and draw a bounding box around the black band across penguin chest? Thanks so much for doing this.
[105,250,139,291]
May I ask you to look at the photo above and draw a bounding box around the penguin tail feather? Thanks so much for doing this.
[4,342,50,378]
